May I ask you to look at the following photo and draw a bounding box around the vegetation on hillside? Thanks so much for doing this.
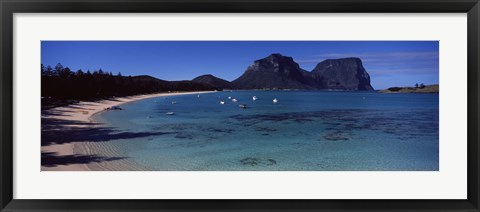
[380,84,439,93]
[41,63,215,102]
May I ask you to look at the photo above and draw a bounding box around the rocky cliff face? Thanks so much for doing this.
[230,54,373,90]
[311,57,373,90]
[231,54,316,89]
[192,74,232,90]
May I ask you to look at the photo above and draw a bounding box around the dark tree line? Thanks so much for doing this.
[41,63,215,101]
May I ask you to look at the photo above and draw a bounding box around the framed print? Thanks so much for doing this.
[1,0,479,211]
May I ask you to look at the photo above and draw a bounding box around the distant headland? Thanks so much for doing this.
[380,84,439,94]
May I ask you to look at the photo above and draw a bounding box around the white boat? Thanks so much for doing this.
[166,112,175,115]
[197,95,200,98]
[171,101,177,104]
[252,96,258,101]
[228,96,232,99]
[273,98,278,103]
[232,98,238,102]
[220,101,225,105]
[239,104,247,108]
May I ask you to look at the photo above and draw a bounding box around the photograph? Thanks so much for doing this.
[40,41,439,171]
[2,0,477,210]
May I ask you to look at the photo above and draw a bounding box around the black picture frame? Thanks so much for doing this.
[1,0,479,211]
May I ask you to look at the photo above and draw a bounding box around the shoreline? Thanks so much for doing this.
[41,91,216,171]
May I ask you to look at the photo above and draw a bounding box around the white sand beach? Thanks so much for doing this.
[41,91,216,171]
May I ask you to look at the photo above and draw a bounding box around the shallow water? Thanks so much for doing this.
[91,91,439,171]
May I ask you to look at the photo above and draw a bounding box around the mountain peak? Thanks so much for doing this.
[266,53,286,58]
[200,74,214,77]
[250,54,300,73]
[322,57,362,64]
[231,54,315,89]
[312,57,373,90]
[261,53,295,63]
[192,74,231,90]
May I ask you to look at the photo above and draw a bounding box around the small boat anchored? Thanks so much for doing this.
[228,96,232,100]
[239,104,247,109]
[273,98,278,103]
[252,96,258,101]
[104,106,122,110]
[220,101,225,105]
[171,101,177,104]
[166,112,175,115]
[232,98,238,102]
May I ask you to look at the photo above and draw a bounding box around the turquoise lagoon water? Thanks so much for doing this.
[91,91,439,171]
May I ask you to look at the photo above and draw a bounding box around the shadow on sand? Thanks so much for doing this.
[42,117,172,146]
[41,115,171,169]
[41,152,127,167]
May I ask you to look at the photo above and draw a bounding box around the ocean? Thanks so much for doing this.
[90,90,439,171]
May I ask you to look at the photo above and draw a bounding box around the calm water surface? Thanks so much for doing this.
[91,91,439,171]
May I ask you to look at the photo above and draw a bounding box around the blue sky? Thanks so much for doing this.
[41,41,438,89]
